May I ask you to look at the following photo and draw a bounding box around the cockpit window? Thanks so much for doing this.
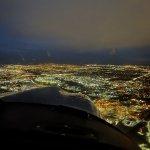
[0,1,150,149]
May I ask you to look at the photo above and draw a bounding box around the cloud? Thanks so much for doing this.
[1,0,150,50]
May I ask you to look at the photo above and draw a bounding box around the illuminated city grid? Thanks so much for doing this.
[0,64,150,149]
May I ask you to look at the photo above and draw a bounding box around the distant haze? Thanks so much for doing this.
[0,0,150,65]
[1,0,150,49]
[0,48,150,65]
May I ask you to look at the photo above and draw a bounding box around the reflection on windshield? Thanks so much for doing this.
[1,86,100,118]
[0,64,150,149]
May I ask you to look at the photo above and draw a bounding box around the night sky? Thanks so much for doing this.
[0,0,150,65]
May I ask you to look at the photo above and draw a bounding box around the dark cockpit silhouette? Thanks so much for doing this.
[0,86,141,149]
